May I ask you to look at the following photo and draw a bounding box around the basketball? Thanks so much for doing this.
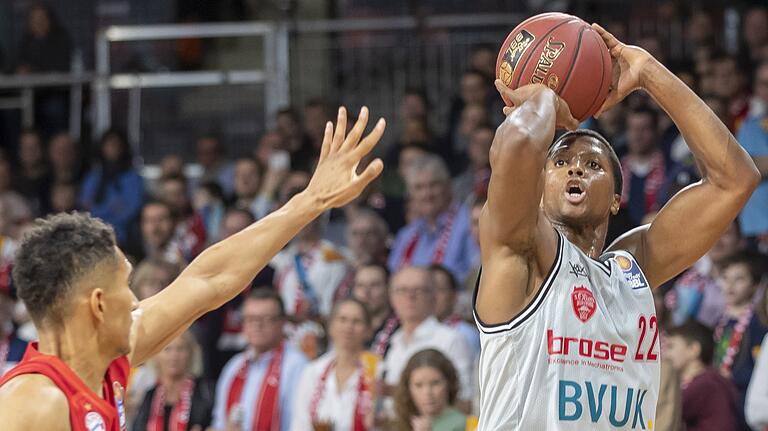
[496,13,613,121]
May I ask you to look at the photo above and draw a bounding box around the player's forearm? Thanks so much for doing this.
[641,59,759,191]
[180,191,324,309]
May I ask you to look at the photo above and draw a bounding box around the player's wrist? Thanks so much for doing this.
[637,55,661,91]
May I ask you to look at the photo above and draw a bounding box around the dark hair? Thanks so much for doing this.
[142,200,172,218]
[159,174,188,190]
[717,251,766,285]
[667,320,715,365]
[98,128,133,169]
[429,264,457,291]
[549,129,623,196]
[13,212,117,324]
[244,287,286,317]
[198,181,224,201]
[224,207,256,225]
[627,105,659,129]
[356,263,390,284]
[330,297,372,327]
[395,349,459,431]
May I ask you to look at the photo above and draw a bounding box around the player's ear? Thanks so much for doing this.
[611,194,620,215]
[89,288,106,323]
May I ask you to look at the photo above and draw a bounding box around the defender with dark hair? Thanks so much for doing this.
[0,106,386,431]
[474,24,760,430]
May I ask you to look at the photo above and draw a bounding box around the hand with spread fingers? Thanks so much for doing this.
[306,106,386,209]
[591,23,654,117]
[494,81,579,131]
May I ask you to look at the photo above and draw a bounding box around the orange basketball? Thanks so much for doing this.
[496,13,612,122]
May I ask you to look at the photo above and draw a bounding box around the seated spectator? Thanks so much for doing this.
[295,99,330,172]
[49,182,77,213]
[352,263,399,357]
[452,125,492,204]
[13,128,51,215]
[745,285,768,430]
[0,279,26,376]
[274,109,306,165]
[47,132,84,185]
[388,155,478,283]
[15,3,71,74]
[195,135,235,196]
[232,157,275,220]
[131,332,214,431]
[192,181,225,245]
[429,264,480,358]
[714,252,768,424]
[140,201,182,265]
[666,220,743,328]
[79,129,144,244]
[382,266,473,404]
[0,192,33,264]
[158,175,206,261]
[395,349,469,431]
[0,151,13,196]
[292,299,379,430]
[130,258,180,300]
[664,321,739,431]
[710,53,750,130]
[345,208,389,268]
[212,288,307,431]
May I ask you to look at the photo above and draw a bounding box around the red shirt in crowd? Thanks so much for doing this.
[682,367,739,431]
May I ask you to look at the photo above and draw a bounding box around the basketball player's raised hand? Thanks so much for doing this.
[494,80,579,130]
[591,23,653,118]
[305,106,386,209]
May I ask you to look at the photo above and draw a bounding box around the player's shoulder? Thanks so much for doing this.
[0,374,70,430]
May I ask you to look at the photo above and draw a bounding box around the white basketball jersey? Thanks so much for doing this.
[474,232,660,430]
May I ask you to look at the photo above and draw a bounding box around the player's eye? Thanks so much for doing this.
[589,161,601,170]
[555,159,566,167]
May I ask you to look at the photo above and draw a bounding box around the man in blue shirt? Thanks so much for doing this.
[388,155,478,282]
[735,61,768,241]
[212,288,307,431]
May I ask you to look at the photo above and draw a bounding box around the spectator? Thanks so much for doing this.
[140,201,181,265]
[664,321,739,431]
[296,99,330,172]
[15,3,71,73]
[195,135,235,196]
[131,332,214,431]
[79,129,144,244]
[49,182,77,213]
[253,131,285,168]
[714,251,768,426]
[345,208,389,268]
[619,106,670,228]
[0,192,33,264]
[469,45,496,80]
[232,157,272,220]
[192,181,225,245]
[452,125,492,203]
[0,278,26,376]
[388,155,478,282]
[462,196,484,294]
[742,6,768,66]
[130,258,180,300]
[292,299,379,430]
[735,61,768,246]
[745,283,768,430]
[212,288,307,431]
[0,151,13,195]
[394,349,468,431]
[352,263,399,357]
[158,175,206,261]
[666,220,743,328]
[13,129,51,215]
[382,266,473,405]
[158,154,184,181]
[274,109,306,165]
[449,104,488,170]
[429,264,480,358]
[47,132,83,185]
[710,54,750,130]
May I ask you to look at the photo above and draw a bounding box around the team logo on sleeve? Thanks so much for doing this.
[84,411,106,431]
[571,285,597,323]
[615,255,649,290]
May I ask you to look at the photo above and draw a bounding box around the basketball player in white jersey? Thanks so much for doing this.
[473,24,760,430]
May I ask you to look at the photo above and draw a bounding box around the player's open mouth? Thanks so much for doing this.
[565,181,586,204]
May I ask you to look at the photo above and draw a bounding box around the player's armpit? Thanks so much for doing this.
[0,375,71,431]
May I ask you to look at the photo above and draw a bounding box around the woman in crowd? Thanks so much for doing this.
[395,349,468,431]
[291,298,379,431]
[131,258,181,300]
[79,128,145,245]
[131,331,214,431]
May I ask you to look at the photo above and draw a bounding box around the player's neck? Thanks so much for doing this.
[680,360,706,386]
[36,326,111,396]
[553,221,608,258]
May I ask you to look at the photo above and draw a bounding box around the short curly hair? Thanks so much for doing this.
[13,212,118,324]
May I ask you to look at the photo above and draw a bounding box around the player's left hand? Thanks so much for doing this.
[304,106,386,209]
[591,23,654,118]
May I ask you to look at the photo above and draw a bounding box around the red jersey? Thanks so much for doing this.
[0,343,130,431]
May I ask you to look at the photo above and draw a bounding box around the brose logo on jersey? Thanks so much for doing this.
[558,380,653,429]
[614,255,649,290]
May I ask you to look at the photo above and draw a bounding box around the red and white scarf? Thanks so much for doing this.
[308,358,372,431]
[372,315,399,357]
[398,204,460,270]
[620,151,666,214]
[714,305,754,375]
[226,342,285,431]
[147,377,195,431]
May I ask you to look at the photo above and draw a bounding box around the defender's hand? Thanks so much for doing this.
[495,81,579,130]
[305,106,385,209]
[592,23,654,117]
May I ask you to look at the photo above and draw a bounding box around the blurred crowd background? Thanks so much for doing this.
[1,0,768,430]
